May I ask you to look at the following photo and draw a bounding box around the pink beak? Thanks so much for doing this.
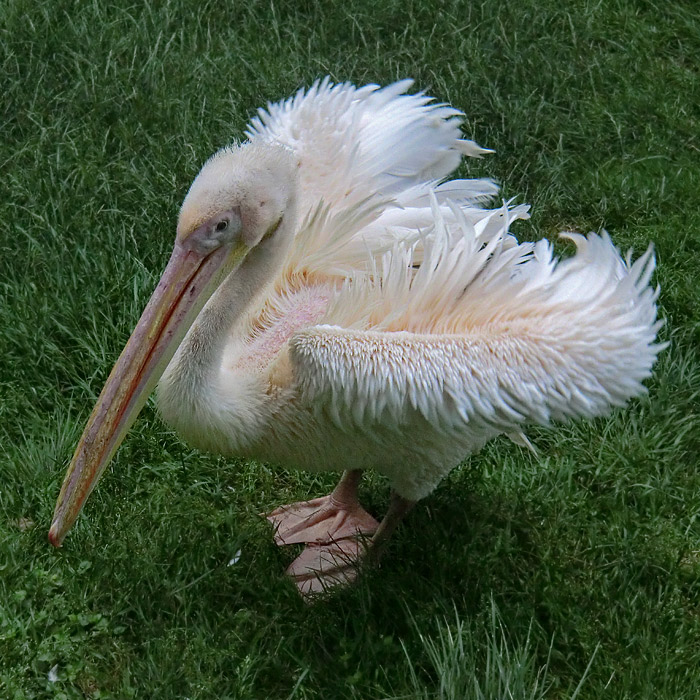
[49,239,237,546]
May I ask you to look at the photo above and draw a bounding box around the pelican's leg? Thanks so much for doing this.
[265,469,379,546]
[287,490,416,598]
[367,491,415,564]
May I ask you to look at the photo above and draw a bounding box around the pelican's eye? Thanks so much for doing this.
[187,208,241,253]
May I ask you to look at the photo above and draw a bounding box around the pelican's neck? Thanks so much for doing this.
[156,198,298,464]
[163,226,291,395]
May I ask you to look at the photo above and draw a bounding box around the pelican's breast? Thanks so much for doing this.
[158,281,335,456]
[225,280,334,375]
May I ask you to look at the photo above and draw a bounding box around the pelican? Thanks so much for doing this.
[49,79,663,596]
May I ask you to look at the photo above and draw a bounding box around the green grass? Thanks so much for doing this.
[2,0,699,697]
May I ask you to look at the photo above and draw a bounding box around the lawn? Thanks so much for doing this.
[2,0,699,698]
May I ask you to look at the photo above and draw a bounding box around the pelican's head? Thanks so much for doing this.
[49,141,298,547]
[177,142,298,252]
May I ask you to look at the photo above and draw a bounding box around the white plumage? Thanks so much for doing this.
[50,79,663,595]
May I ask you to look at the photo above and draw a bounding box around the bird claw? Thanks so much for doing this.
[262,474,383,597]
[264,495,379,546]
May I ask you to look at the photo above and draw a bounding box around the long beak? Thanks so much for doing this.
[49,240,243,547]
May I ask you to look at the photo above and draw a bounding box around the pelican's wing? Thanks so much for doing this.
[288,219,663,436]
[248,79,531,281]
[246,78,496,219]
[289,314,658,438]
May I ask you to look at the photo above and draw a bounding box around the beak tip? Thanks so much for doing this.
[48,523,64,548]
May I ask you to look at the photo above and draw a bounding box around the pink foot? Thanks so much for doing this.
[265,495,379,546]
[286,538,366,598]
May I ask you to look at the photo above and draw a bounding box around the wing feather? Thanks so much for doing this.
[245,78,533,283]
[288,220,663,438]
[246,78,487,215]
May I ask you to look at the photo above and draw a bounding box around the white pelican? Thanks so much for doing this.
[49,79,663,596]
